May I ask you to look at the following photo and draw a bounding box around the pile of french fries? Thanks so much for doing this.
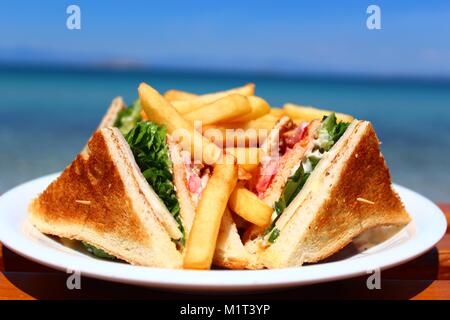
[138,82,353,269]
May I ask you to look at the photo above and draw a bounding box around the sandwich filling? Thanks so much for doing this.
[181,150,211,208]
[84,101,186,258]
[114,99,143,135]
[254,120,314,197]
[125,121,185,246]
[262,113,350,243]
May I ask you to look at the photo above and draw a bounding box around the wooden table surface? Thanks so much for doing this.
[1,204,449,300]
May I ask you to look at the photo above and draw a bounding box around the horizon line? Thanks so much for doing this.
[1,62,450,85]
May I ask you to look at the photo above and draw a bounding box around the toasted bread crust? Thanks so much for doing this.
[80,97,125,156]
[29,128,182,268]
[260,121,411,268]
[168,141,197,239]
[97,97,126,129]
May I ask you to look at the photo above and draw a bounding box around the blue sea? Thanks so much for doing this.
[0,67,449,201]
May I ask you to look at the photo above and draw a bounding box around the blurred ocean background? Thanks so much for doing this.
[1,66,449,201]
[0,1,449,201]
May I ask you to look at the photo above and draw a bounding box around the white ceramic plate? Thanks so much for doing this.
[0,173,446,292]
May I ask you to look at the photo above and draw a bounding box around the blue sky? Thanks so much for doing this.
[1,0,450,77]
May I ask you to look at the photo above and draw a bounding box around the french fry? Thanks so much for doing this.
[270,108,285,117]
[292,118,310,125]
[196,83,255,102]
[171,100,203,114]
[202,125,266,148]
[283,103,354,123]
[172,83,255,114]
[256,113,280,122]
[183,94,252,125]
[200,125,229,147]
[225,147,261,172]
[228,96,270,122]
[223,119,278,131]
[138,83,222,165]
[219,113,279,132]
[245,120,279,131]
[164,89,198,101]
[140,109,148,120]
[228,185,273,227]
[237,166,253,180]
[183,154,238,269]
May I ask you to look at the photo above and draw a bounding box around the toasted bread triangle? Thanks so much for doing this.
[212,208,257,269]
[260,120,411,268]
[29,127,183,268]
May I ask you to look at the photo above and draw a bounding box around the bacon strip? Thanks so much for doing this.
[253,120,320,202]
[182,153,211,207]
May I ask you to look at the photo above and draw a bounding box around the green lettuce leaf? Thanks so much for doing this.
[125,121,185,246]
[268,228,280,243]
[82,241,116,259]
[317,113,350,151]
[114,99,143,135]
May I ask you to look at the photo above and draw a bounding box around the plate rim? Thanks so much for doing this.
[0,173,447,291]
